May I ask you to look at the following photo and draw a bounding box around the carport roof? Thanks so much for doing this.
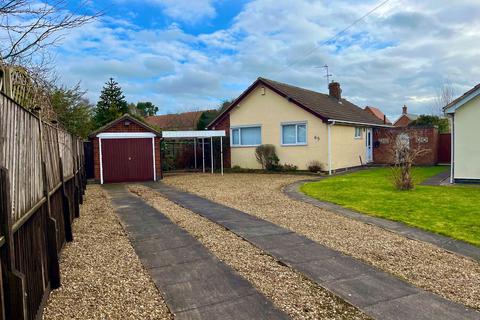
[162,130,226,139]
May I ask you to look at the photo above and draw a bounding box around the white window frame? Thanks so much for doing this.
[230,125,262,147]
[354,127,363,139]
[281,121,308,146]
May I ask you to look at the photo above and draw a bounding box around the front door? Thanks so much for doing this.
[366,128,373,163]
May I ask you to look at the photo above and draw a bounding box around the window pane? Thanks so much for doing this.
[297,124,306,143]
[241,127,261,145]
[232,128,239,145]
[355,127,361,138]
[282,125,296,144]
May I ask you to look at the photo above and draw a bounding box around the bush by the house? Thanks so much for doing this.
[307,160,323,173]
[281,163,298,171]
[255,144,280,170]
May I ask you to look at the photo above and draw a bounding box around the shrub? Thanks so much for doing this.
[307,160,322,173]
[282,163,298,171]
[255,144,279,170]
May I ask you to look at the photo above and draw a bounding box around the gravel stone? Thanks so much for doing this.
[130,185,371,320]
[42,185,172,320]
[164,173,480,310]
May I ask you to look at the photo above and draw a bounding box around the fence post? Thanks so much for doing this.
[0,168,27,320]
[59,160,73,242]
[42,162,61,289]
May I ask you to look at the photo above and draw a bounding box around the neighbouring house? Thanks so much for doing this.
[444,83,480,183]
[394,105,418,127]
[208,77,390,172]
[364,106,392,124]
[146,110,215,131]
[89,114,161,184]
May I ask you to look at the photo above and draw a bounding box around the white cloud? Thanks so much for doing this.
[53,0,480,118]
[149,0,216,23]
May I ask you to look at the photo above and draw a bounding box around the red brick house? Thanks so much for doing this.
[394,105,418,127]
[89,114,161,184]
[364,106,391,125]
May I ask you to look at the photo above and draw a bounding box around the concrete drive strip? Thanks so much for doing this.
[146,182,480,320]
[104,184,290,320]
[284,180,480,262]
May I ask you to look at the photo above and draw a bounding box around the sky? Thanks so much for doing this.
[55,0,480,120]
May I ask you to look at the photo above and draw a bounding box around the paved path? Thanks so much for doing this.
[284,180,480,261]
[421,169,451,186]
[146,182,480,320]
[104,184,289,320]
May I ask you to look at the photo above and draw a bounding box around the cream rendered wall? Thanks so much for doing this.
[229,85,368,171]
[230,86,328,170]
[331,125,367,169]
[454,95,480,180]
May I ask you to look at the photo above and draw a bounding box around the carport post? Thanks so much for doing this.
[202,138,205,173]
[194,138,197,169]
[220,136,224,175]
[210,137,214,174]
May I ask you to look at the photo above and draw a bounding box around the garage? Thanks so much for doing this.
[89,114,161,184]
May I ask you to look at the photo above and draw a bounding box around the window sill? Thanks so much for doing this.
[231,145,261,148]
[281,143,308,147]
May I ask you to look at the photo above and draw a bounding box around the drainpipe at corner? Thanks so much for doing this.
[328,121,335,175]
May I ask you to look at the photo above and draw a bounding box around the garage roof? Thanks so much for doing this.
[89,114,160,138]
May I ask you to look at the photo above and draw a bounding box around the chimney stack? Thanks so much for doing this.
[328,81,341,100]
[402,105,407,115]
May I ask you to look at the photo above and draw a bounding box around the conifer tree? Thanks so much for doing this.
[94,78,128,127]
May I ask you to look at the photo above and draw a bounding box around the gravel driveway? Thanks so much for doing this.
[164,173,480,310]
[129,185,370,320]
[43,185,172,320]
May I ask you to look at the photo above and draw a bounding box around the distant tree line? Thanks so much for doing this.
[50,78,159,138]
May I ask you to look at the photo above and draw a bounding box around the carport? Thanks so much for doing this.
[162,130,226,174]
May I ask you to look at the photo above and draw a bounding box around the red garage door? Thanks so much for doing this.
[101,138,154,183]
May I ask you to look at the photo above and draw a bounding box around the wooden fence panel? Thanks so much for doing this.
[42,124,61,190]
[0,91,86,319]
[0,95,43,222]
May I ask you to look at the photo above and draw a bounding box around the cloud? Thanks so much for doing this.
[53,0,480,118]
[149,0,216,23]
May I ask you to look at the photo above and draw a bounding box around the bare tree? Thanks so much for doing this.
[381,128,432,190]
[433,80,456,115]
[0,0,100,64]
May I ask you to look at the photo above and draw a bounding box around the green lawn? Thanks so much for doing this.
[300,167,480,246]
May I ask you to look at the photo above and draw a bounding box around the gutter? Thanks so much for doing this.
[327,119,393,128]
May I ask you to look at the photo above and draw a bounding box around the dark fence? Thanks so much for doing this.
[437,133,451,164]
[0,92,86,320]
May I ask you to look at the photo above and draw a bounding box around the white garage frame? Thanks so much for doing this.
[97,132,157,184]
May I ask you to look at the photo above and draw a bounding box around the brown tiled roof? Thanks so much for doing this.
[146,110,213,131]
[444,83,480,111]
[209,77,388,128]
[364,106,391,124]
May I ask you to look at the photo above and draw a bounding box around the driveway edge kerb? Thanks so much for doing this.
[283,179,480,262]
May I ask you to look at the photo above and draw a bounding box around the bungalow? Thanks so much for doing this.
[444,83,480,183]
[208,77,390,172]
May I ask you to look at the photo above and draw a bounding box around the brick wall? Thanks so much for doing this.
[373,127,439,165]
[104,121,149,133]
[211,114,231,168]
